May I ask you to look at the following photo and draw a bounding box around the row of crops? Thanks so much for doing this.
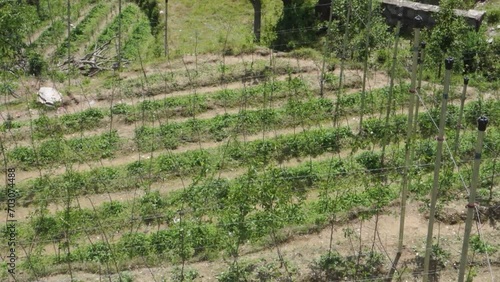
[2,124,499,279]
[28,1,155,63]
[6,80,499,169]
[1,63,499,280]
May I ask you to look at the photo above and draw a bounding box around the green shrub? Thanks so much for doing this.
[308,251,385,281]
[111,103,132,115]
[119,232,149,258]
[101,201,124,216]
[83,241,113,263]
[355,151,382,172]
[27,52,47,76]
[486,8,500,24]
[140,191,165,224]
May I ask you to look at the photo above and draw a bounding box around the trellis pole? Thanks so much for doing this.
[398,15,422,255]
[164,0,169,57]
[334,0,351,126]
[457,116,488,282]
[423,57,454,282]
[358,0,372,133]
[454,77,469,155]
[380,11,402,169]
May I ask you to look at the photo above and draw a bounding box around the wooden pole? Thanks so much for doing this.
[67,0,71,89]
[164,0,168,57]
[457,116,488,282]
[454,77,469,155]
[413,41,426,133]
[380,12,402,169]
[398,15,422,254]
[334,0,351,126]
[118,0,122,70]
[358,0,372,133]
[423,57,454,282]
[319,0,335,97]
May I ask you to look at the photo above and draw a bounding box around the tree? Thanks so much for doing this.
[0,2,30,64]
[249,0,262,42]
[424,0,470,76]
[273,0,317,50]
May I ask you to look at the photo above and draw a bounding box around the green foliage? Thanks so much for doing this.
[485,8,500,24]
[470,235,497,255]
[327,0,392,62]
[31,215,61,240]
[61,108,105,131]
[272,0,318,51]
[132,0,160,34]
[30,20,65,51]
[308,251,385,281]
[422,0,486,75]
[140,191,165,224]
[91,4,141,51]
[122,20,155,60]
[0,2,33,62]
[431,244,451,268]
[356,151,382,172]
[81,241,113,263]
[101,201,125,216]
[119,232,149,258]
[27,52,47,76]
[111,103,133,115]
[171,266,199,282]
[55,2,112,58]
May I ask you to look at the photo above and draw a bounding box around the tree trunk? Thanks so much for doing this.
[250,0,262,43]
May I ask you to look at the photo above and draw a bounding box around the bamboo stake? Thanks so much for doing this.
[319,0,335,97]
[334,0,351,127]
[380,11,402,169]
[359,0,372,133]
[164,0,169,57]
[398,15,422,254]
[67,0,71,89]
[454,77,469,155]
[423,57,454,282]
[413,41,426,133]
[457,116,488,282]
[118,0,122,70]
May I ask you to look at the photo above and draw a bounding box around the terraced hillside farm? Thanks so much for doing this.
[1,0,499,281]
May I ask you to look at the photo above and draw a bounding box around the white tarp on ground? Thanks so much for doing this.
[37,87,62,106]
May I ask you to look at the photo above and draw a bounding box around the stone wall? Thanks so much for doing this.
[381,0,485,31]
[315,0,486,31]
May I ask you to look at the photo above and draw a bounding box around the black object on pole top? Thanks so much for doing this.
[396,6,403,20]
[445,57,454,70]
[420,41,426,49]
[464,77,469,85]
[414,15,423,29]
[477,116,488,131]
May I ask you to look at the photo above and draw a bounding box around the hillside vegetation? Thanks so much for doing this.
[0,0,499,281]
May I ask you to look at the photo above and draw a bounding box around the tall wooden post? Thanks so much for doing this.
[457,116,488,282]
[423,57,454,282]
